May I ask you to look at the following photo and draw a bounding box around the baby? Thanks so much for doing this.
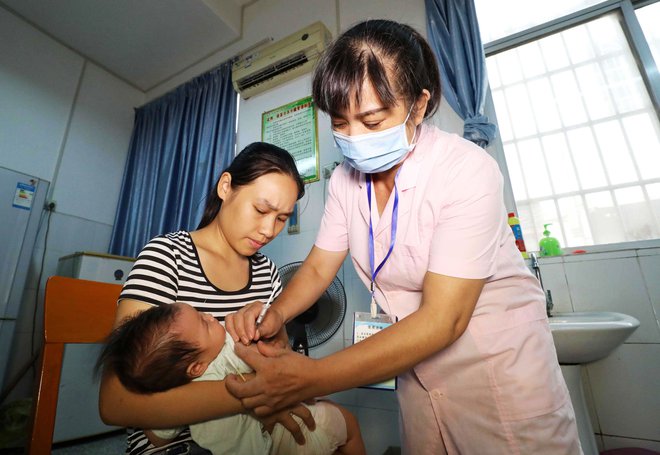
[98,302,365,455]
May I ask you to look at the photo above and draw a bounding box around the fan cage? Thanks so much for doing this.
[278,262,347,348]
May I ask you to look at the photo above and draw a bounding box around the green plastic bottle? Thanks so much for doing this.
[539,223,563,256]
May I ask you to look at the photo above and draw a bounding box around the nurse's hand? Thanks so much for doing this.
[226,302,285,345]
[226,341,315,416]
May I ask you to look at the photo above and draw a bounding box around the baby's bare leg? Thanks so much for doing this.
[332,404,366,455]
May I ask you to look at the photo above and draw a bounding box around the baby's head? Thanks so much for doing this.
[97,302,226,394]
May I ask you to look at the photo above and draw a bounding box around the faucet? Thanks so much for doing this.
[530,252,554,317]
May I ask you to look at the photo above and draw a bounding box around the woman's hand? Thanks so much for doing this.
[226,301,285,345]
[255,403,316,445]
[225,341,316,416]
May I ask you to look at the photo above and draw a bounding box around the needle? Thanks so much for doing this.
[256,288,277,326]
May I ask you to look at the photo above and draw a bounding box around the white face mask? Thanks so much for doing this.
[332,107,417,174]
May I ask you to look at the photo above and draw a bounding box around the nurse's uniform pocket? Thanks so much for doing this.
[387,224,432,290]
[388,245,427,290]
[468,305,568,421]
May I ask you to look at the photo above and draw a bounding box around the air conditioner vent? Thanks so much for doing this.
[236,51,310,91]
[231,22,331,99]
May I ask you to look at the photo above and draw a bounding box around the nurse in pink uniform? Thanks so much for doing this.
[226,19,582,454]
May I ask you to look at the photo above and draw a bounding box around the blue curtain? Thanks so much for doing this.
[109,62,237,258]
[425,0,497,148]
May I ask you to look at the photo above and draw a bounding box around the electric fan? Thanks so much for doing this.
[278,261,346,355]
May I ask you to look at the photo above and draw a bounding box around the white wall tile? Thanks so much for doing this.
[536,255,564,265]
[564,258,660,343]
[564,250,637,262]
[356,407,401,455]
[25,247,60,291]
[595,433,604,453]
[4,329,35,401]
[581,367,602,434]
[309,319,345,359]
[91,223,114,254]
[537,262,574,313]
[5,290,42,401]
[356,388,399,411]
[52,62,143,225]
[639,255,660,333]
[636,247,660,257]
[259,237,282,263]
[278,230,316,266]
[586,343,660,441]
[13,289,38,335]
[327,389,358,407]
[47,213,96,256]
[29,214,112,290]
[298,180,325,234]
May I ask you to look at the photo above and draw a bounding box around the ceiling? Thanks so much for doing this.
[1,0,254,92]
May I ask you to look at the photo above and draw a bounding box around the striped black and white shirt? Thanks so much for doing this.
[119,230,282,318]
[118,231,282,455]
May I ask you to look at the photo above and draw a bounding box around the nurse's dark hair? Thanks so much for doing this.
[312,19,441,119]
[197,142,305,229]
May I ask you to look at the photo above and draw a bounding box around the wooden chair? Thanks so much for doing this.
[26,276,122,454]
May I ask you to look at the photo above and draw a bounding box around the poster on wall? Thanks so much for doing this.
[262,96,319,183]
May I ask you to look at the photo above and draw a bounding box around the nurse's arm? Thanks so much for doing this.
[227,246,348,342]
[228,272,485,413]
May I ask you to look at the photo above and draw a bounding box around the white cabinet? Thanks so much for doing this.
[57,251,134,284]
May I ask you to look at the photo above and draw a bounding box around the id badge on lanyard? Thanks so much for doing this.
[352,174,399,391]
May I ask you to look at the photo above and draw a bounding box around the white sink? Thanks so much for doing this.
[549,311,640,364]
[548,311,640,455]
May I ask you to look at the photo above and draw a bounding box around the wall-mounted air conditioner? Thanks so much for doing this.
[232,21,331,99]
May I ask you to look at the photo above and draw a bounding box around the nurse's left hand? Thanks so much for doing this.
[226,341,315,416]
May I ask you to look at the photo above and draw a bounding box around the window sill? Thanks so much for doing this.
[526,238,660,263]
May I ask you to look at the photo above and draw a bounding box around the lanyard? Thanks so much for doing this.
[366,173,399,317]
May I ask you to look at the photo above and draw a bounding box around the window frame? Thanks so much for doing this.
[482,0,660,253]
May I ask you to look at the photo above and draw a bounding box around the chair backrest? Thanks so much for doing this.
[26,276,122,454]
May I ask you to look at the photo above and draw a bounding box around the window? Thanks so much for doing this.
[476,1,660,250]
[637,2,660,65]
[476,0,603,43]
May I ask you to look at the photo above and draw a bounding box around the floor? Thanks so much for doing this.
[1,434,400,455]
[0,431,128,455]
[50,431,127,455]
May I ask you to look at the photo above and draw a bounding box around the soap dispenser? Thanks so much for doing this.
[539,224,563,257]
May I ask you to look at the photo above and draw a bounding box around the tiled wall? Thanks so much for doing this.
[537,248,660,452]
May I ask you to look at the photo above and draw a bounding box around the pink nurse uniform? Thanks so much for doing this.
[315,124,582,454]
